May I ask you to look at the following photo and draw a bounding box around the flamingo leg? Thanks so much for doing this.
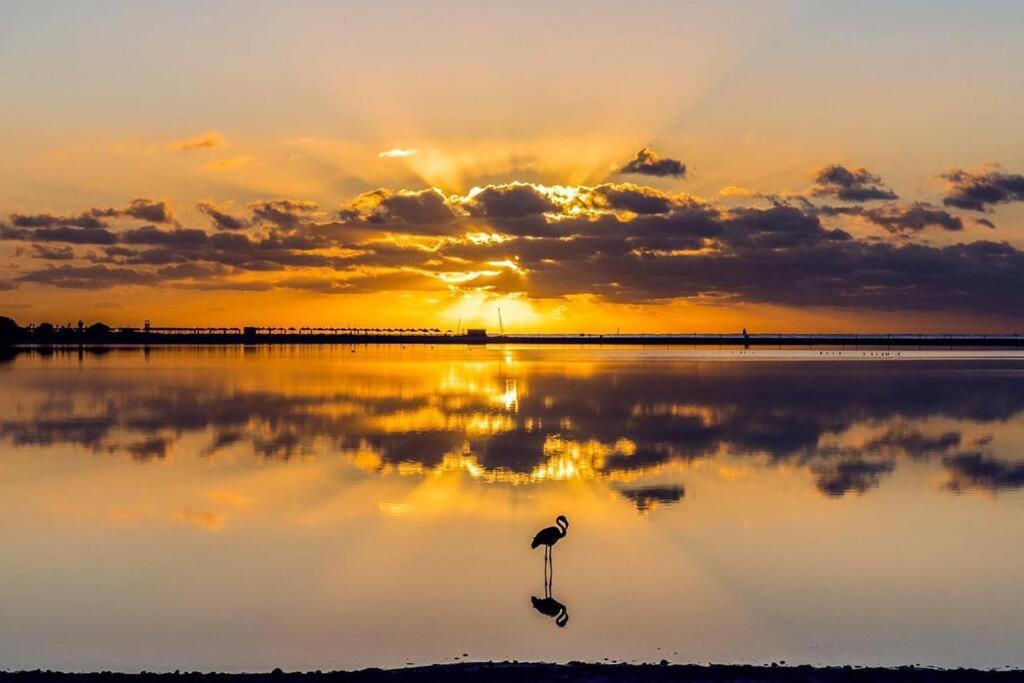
[549,549,554,594]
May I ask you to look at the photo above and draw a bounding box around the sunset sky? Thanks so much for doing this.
[2,0,1023,332]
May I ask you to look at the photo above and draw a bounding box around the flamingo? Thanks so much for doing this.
[532,514,568,588]
[531,515,568,553]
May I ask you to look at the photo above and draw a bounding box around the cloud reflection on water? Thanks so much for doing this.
[2,347,1024,510]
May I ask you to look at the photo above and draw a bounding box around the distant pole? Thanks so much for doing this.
[498,307,504,336]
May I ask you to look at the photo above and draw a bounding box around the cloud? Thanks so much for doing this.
[120,226,211,247]
[820,202,963,234]
[126,437,170,460]
[378,148,419,158]
[249,199,320,228]
[155,263,230,280]
[587,183,685,214]
[863,429,961,457]
[10,212,107,229]
[335,183,702,228]
[197,201,249,231]
[944,453,1024,492]
[616,484,685,511]
[941,166,1024,212]
[338,188,459,226]
[31,243,75,260]
[18,264,160,289]
[1,225,119,244]
[719,185,756,198]
[0,416,116,449]
[860,203,962,233]
[723,205,851,248]
[813,458,896,497]
[463,183,559,218]
[619,147,686,178]
[811,164,898,202]
[7,197,173,230]
[110,198,175,223]
[170,131,226,152]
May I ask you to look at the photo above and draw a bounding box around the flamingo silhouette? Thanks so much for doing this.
[531,515,568,555]
[531,595,569,627]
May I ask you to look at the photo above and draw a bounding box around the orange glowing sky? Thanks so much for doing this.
[1,1,1023,332]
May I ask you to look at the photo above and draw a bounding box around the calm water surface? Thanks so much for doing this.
[1,346,1023,672]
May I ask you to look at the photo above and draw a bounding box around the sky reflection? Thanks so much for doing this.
[1,347,1023,671]
[2,346,1023,503]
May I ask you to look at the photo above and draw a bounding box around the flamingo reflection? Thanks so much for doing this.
[531,594,569,627]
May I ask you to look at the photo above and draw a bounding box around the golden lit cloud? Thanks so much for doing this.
[719,185,755,198]
[378,148,419,158]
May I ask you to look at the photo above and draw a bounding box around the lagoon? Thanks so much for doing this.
[1,346,1022,672]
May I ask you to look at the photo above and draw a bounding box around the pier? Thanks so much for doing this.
[4,321,1024,349]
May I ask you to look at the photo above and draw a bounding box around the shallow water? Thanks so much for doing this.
[1,346,1022,672]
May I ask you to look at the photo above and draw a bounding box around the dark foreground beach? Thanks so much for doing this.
[3,663,1023,682]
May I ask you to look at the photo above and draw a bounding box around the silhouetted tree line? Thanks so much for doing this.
[0,316,453,345]
[0,316,121,344]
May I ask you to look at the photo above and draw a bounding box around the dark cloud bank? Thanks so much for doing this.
[3,161,1024,318]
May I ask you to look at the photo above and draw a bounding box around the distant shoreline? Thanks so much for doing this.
[2,662,1022,681]
[4,333,1024,349]
[3,314,1024,349]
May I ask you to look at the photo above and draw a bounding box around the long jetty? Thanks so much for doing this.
[8,325,1024,348]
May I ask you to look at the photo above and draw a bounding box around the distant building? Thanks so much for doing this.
[466,328,487,338]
